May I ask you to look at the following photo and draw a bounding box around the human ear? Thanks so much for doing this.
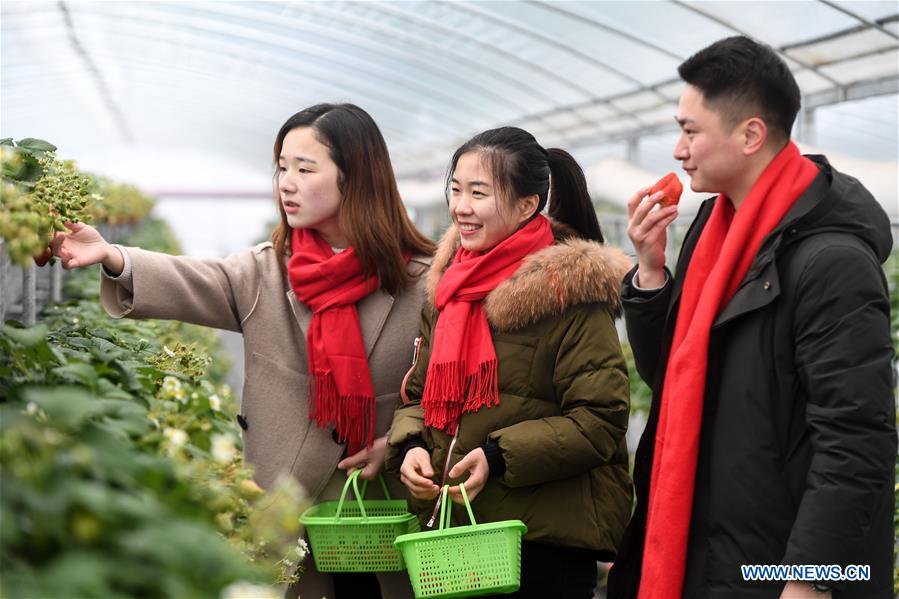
[742,117,768,156]
[518,194,539,223]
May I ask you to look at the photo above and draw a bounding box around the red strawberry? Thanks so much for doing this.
[650,172,683,207]
[33,248,52,267]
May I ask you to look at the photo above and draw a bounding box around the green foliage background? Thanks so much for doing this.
[1,217,306,598]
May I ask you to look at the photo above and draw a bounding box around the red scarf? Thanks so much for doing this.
[422,216,555,434]
[288,228,379,456]
[638,142,819,598]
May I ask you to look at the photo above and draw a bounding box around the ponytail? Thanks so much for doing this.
[546,148,604,243]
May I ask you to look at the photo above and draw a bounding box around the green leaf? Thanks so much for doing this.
[15,138,57,152]
[17,153,44,183]
[111,359,152,393]
[49,344,69,365]
[91,329,116,342]
[0,138,13,146]
[1,323,49,348]
[33,552,112,598]
[51,363,99,389]
[89,338,125,362]
[96,378,133,401]
[0,404,28,432]
[65,336,93,350]
[96,398,149,436]
[21,386,100,428]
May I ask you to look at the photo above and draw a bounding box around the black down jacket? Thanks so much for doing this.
[607,155,896,599]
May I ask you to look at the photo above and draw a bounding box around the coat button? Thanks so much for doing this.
[236,414,248,430]
[763,281,771,291]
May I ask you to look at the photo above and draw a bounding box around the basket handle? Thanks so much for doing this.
[335,469,367,520]
[437,483,478,531]
[333,469,393,520]
[354,471,392,501]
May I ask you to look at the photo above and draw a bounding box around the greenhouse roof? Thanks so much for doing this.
[2,0,897,180]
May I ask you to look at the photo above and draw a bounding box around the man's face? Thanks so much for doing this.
[673,85,746,197]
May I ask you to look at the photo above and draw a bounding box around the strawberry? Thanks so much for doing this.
[32,247,51,267]
[650,172,683,207]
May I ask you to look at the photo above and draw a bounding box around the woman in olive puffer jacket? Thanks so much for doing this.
[386,127,634,598]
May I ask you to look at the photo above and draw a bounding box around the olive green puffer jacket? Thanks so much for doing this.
[386,222,634,557]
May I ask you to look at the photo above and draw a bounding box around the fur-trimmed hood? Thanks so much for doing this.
[426,220,633,331]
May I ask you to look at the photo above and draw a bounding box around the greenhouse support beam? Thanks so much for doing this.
[23,264,36,327]
[0,241,6,322]
[804,76,899,110]
[50,262,63,303]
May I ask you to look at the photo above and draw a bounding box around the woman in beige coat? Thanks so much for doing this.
[51,103,435,599]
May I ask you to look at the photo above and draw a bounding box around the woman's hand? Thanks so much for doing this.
[447,447,488,504]
[51,222,121,273]
[399,447,439,500]
[337,435,387,480]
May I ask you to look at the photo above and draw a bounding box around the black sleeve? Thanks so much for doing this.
[621,265,674,389]
[482,438,507,477]
[781,243,897,574]
[400,437,429,464]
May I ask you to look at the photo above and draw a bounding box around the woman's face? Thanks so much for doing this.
[449,152,532,253]
[278,127,346,246]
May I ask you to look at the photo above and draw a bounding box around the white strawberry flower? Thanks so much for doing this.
[211,433,237,464]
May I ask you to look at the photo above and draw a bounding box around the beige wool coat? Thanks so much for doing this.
[100,242,431,499]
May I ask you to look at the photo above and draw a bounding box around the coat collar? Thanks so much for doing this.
[668,165,831,328]
[286,289,396,357]
[427,219,632,332]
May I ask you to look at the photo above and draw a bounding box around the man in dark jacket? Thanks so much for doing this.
[607,36,896,599]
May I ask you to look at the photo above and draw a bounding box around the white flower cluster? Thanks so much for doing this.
[280,537,308,572]
[161,376,188,404]
[211,433,237,464]
[295,538,309,561]
[163,427,188,456]
[219,581,280,599]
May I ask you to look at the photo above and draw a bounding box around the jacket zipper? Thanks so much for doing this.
[400,336,422,405]
[426,421,461,528]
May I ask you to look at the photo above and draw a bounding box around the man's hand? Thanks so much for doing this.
[337,435,387,480]
[780,581,831,599]
[447,447,488,504]
[399,447,439,500]
[626,186,678,289]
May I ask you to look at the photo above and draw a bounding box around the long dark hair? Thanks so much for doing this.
[445,127,603,242]
[272,103,435,295]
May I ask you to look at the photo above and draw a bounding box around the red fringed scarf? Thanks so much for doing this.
[288,228,380,456]
[638,142,819,598]
[422,215,555,434]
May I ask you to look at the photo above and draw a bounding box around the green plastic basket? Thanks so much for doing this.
[395,484,528,598]
[299,469,420,572]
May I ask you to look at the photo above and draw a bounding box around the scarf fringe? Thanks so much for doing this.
[310,370,375,454]
[422,359,499,433]
[462,359,499,413]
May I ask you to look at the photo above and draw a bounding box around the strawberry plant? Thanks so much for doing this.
[1,138,96,267]
[88,177,155,225]
[1,218,308,597]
